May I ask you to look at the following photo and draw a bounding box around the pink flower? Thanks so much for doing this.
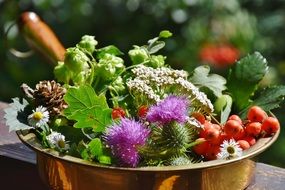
[146,95,189,124]
[105,118,150,167]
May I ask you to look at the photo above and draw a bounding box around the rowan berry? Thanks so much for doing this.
[111,107,126,119]
[245,122,262,136]
[261,117,280,135]
[247,106,267,123]
[237,140,250,150]
[224,120,243,137]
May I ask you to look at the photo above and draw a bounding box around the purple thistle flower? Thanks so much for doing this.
[105,118,150,167]
[146,95,189,124]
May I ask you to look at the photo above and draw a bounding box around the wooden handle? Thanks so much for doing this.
[18,12,66,65]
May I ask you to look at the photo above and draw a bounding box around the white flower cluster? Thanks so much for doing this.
[175,78,214,113]
[127,65,213,113]
[131,65,188,80]
[127,78,160,102]
[186,117,203,128]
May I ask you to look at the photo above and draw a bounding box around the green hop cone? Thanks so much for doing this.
[148,55,165,68]
[73,71,88,85]
[77,35,98,53]
[96,53,125,78]
[128,46,149,65]
[64,47,89,73]
[109,76,125,93]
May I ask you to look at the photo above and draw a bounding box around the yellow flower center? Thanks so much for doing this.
[227,146,235,154]
[58,140,65,148]
[33,112,43,121]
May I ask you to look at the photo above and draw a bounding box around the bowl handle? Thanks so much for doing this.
[17,12,66,65]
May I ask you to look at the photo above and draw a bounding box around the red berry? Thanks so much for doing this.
[224,120,243,137]
[204,145,221,160]
[242,136,256,146]
[233,128,245,140]
[245,122,262,136]
[212,124,222,131]
[191,112,206,124]
[193,138,209,156]
[247,106,267,123]
[200,122,220,143]
[138,105,148,118]
[237,140,250,150]
[111,107,125,119]
[261,117,280,135]
[206,128,220,142]
[228,114,242,125]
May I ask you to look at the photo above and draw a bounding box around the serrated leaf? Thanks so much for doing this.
[64,85,112,132]
[227,52,268,110]
[189,65,227,97]
[4,98,32,132]
[239,86,285,118]
[97,45,123,59]
[70,108,112,132]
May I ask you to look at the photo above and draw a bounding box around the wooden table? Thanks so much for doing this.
[0,102,285,190]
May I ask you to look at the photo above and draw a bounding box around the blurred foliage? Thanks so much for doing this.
[0,0,285,166]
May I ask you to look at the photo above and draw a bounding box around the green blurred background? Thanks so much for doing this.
[1,0,285,167]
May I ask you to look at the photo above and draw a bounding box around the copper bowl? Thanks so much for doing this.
[17,129,279,190]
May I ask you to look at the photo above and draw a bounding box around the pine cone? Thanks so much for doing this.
[33,80,68,116]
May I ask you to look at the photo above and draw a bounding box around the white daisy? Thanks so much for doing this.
[46,131,66,149]
[217,139,243,160]
[28,106,50,127]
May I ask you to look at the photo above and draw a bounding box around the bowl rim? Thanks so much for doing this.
[16,128,280,172]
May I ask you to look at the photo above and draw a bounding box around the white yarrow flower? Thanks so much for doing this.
[28,106,50,127]
[46,131,66,149]
[217,139,243,160]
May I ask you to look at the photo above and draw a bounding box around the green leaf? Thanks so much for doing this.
[214,95,233,124]
[97,45,124,59]
[78,141,89,160]
[227,52,268,110]
[159,30,173,38]
[64,85,112,132]
[88,138,103,157]
[148,41,165,54]
[239,86,285,118]
[4,98,32,132]
[189,65,227,97]
[98,155,112,165]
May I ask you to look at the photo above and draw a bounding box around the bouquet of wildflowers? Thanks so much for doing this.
[4,31,284,167]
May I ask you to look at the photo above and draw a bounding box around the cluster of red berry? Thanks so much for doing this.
[193,106,280,160]
[199,43,240,68]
